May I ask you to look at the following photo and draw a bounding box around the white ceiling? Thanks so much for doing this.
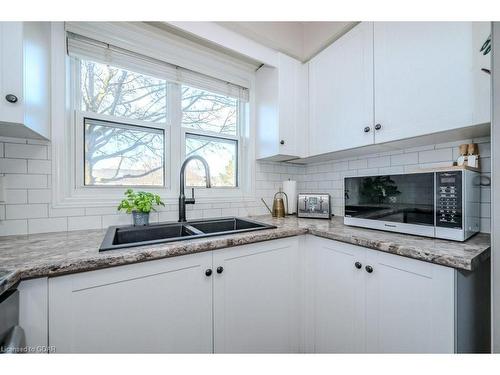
[216,22,358,62]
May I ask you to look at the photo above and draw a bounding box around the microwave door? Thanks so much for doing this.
[344,173,435,226]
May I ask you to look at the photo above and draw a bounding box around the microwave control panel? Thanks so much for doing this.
[436,171,462,229]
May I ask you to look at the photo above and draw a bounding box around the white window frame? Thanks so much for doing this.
[179,84,247,192]
[72,56,171,190]
[50,22,257,208]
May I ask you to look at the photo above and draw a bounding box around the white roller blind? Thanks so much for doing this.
[67,32,250,102]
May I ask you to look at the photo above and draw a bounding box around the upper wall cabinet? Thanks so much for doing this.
[306,21,491,158]
[0,22,51,140]
[308,22,374,156]
[256,53,308,161]
[373,22,491,144]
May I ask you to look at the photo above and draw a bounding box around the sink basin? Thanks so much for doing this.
[189,218,268,233]
[99,217,276,251]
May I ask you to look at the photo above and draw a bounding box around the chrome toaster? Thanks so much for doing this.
[297,193,331,219]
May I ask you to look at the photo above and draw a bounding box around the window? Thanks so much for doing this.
[182,85,240,188]
[80,60,167,123]
[185,133,237,187]
[84,118,164,186]
[76,59,168,187]
[68,30,249,197]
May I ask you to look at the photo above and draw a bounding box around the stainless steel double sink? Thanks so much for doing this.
[99,217,276,251]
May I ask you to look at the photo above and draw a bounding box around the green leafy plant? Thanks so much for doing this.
[117,189,165,214]
[360,176,401,204]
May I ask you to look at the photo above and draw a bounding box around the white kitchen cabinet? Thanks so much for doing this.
[373,22,491,144]
[364,248,455,353]
[48,252,213,353]
[213,237,300,353]
[308,22,374,156]
[0,22,51,140]
[45,234,488,353]
[304,235,482,353]
[256,53,308,161]
[307,236,366,353]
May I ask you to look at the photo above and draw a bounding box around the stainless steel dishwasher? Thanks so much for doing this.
[0,290,26,354]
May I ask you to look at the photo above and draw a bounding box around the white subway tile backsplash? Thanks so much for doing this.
[6,189,28,204]
[348,159,368,170]
[403,144,435,153]
[28,189,52,204]
[0,219,28,236]
[368,156,391,168]
[102,214,132,228]
[29,217,68,234]
[158,211,178,222]
[5,204,48,219]
[27,159,51,174]
[85,206,120,216]
[68,215,103,231]
[5,174,47,189]
[0,137,491,236]
[378,166,405,174]
[0,158,27,173]
[357,168,380,176]
[49,207,85,217]
[202,208,222,218]
[418,148,453,163]
[5,143,47,159]
[390,153,418,166]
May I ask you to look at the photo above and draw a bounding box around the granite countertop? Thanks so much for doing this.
[0,215,490,296]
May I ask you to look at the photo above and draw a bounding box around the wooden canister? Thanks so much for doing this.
[467,143,479,155]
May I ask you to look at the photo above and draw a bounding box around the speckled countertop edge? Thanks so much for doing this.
[0,215,490,296]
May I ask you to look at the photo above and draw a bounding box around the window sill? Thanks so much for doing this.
[51,188,256,209]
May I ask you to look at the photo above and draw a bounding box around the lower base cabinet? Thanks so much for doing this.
[213,237,300,353]
[48,252,213,353]
[304,235,490,353]
[45,235,489,353]
[48,237,300,353]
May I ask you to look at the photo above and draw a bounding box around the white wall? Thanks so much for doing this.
[216,21,357,62]
[302,22,357,60]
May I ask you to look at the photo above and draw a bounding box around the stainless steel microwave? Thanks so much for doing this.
[344,169,480,241]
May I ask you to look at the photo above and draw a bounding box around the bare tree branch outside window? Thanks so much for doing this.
[80,59,240,187]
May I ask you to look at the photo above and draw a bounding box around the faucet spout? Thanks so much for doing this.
[178,155,211,222]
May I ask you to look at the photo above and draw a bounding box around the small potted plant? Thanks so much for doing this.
[117,189,165,226]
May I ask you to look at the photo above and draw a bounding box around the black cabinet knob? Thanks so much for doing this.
[363,126,371,133]
[365,265,374,273]
[374,124,382,130]
[205,269,212,276]
[354,261,362,269]
[280,140,285,145]
[5,94,18,103]
[216,266,224,274]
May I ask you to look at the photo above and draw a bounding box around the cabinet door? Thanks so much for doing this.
[278,53,308,158]
[306,236,366,353]
[213,237,300,353]
[374,22,491,144]
[364,249,455,353]
[0,22,23,124]
[308,22,374,156]
[49,252,213,353]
